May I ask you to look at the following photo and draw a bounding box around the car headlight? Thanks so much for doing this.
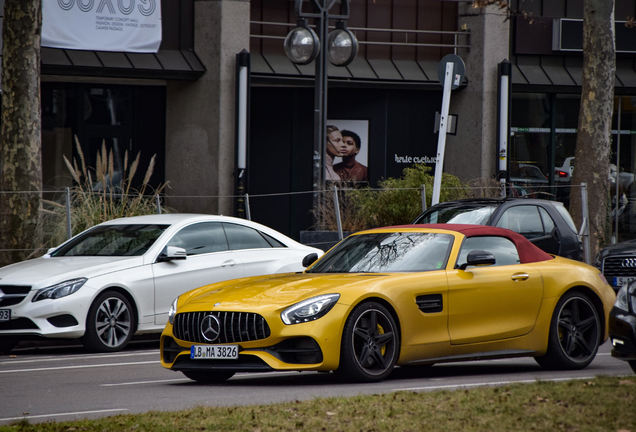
[614,284,636,312]
[168,297,178,325]
[281,294,340,325]
[32,278,87,302]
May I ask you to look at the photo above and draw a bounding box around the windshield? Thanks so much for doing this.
[415,204,496,225]
[51,224,169,257]
[308,232,453,273]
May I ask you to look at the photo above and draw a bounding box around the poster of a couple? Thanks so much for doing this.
[325,119,369,183]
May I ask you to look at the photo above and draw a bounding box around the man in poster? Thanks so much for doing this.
[334,129,368,182]
[326,120,369,183]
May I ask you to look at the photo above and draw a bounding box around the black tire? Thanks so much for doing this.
[82,290,136,352]
[629,360,636,374]
[182,370,235,383]
[535,291,600,370]
[0,336,18,354]
[337,302,399,382]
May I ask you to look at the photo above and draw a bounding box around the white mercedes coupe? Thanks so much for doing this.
[0,214,322,353]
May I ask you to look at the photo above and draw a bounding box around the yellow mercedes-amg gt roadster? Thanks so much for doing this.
[160,224,615,382]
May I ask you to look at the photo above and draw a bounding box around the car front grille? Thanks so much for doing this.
[0,317,39,331]
[173,311,271,344]
[602,256,636,278]
[0,285,32,307]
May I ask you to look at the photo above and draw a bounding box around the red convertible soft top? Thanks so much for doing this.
[386,223,554,264]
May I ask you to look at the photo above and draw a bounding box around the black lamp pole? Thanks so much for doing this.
[292,0,352,190]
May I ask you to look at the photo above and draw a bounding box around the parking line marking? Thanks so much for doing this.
[393,376,595,392]
[101,371,300,386]
[0,351,159,366]
[102,378,188,386]
[0,360,159,374]
[0,408,129,423]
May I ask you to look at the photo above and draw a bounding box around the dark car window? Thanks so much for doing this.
[261,232,286,248]
[51,224,169,257]
[308,232,453,273]
[167,222,229,255]
[496,205,544,239]
[415,204,496,224]
[553,203,578,233]
[223,223,273,250]
[456,236,520,268]
[539,207,555,233]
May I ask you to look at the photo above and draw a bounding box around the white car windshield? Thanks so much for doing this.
[51,224,169,257]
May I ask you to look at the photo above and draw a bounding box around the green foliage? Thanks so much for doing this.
[41,137,169,248]
[315,164,470,231]
[351,164,469,228]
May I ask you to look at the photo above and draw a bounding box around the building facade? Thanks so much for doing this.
[1,0,635,242]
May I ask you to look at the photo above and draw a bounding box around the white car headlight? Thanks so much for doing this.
[614,284,636,312]
[168,297,178,325]
[281,294,340,325]
[32,278,87,302]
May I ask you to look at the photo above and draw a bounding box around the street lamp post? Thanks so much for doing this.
[284,0,358,191]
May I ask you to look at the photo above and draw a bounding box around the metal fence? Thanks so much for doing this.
[0,181,592,262]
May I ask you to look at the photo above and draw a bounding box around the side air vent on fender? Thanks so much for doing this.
[416,294,443,313]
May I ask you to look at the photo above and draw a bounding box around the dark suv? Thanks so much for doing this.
[596,240,636,291]
[598,241,636,373]
[412,198,582,260]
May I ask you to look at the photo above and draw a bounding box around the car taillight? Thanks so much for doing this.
[556,170,569,178]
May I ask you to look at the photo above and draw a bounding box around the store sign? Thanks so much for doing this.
[42,0,162,53]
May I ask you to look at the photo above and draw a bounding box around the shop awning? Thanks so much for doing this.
[250,52,467,88]
[41,48,205,80]
[513,55,636,90]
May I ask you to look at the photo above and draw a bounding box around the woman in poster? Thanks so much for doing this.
[325,125,344,181]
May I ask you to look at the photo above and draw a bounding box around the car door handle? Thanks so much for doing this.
[511,273,529,281]
[222,259,236,267]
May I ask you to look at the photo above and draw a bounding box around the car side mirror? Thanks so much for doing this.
[459,250,496,270]
[302,253,319,268]
[157,246,187,263]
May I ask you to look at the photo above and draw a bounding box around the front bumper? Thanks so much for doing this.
[0,292,89,339]
[160,304,348,373]
[609,307,636,361]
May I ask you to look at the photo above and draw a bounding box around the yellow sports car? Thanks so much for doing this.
[160,224,616,382]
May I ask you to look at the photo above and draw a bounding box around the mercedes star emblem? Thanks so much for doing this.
[200,314,221,342]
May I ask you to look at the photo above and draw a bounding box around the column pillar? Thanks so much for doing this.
[445,5,510,183]
[165,0,250,215]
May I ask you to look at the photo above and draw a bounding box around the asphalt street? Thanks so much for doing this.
[0,338,632,425]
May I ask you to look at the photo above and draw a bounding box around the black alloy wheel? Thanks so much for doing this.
[536,291,600,370]
[338,302,399,382]
[83,290,136,352]
[182,370,235,383]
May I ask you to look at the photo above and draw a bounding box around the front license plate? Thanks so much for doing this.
[190,344,238,360]
[0,309,10,322]
[612,276,636,288]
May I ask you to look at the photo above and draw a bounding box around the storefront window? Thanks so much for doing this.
[611,96,636,241]
[41,83,166,192]
[510,93,551,197]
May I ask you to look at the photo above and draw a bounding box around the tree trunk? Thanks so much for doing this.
[569,0,615,260]
[0,0,43,266]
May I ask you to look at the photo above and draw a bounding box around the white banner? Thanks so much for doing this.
[42,0,162,53]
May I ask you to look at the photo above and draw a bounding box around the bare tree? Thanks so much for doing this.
[568,0,615,259]
[473,0,616,258]
[0,0,43,266]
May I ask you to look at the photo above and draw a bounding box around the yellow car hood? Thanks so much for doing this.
[179,272,387,311]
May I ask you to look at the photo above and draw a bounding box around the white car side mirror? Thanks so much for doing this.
[158,246,187,262]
